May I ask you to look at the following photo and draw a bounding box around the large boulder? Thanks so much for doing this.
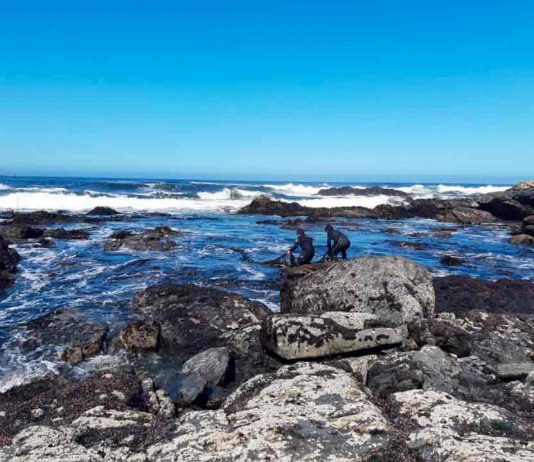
[132,284,274,383]
[0,235,19,291]
[262,311,403,360]
[433,275,534,316]
[147,362,393,462]
[281,256,435,327]
[0,224,44,240]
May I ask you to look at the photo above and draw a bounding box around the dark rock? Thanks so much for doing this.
[238,195,309,217]
[522,215,534,236]
[479,197,532,220]
[105,227,179,252]
[318,186,408,197]
[132,284,274,384]
[21,309,108,364]
[0,225,44,240]
[439,206,497,224]
[0,236,19,292]
[0,369,156,447]
[409,318,472,357]
[33,238,55,248]
[433,276,534,316]
[382,228,403,234]
[280,256,435,327]
[509,234,534,245]
[174,347,231,404]
[386,240,430,250]
[440,255,465,266]
[367,346,460,396]
[7,211,79,225]
[86,206,121,216]
[114,320,161,352]
[43,227,91,240]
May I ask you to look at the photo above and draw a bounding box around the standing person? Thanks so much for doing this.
[325,224,350,260]
[288,229,315,266]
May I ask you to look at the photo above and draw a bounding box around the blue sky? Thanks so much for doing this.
[0,1,533,182]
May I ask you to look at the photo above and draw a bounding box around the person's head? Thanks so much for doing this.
[296,228,305,237]
[325,224,333,232]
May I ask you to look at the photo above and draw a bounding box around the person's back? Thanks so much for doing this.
[289,229,315,266]
[325,225,350,260]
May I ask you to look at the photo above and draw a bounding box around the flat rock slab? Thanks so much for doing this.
[281,256,435,327]
[262,311,403,360]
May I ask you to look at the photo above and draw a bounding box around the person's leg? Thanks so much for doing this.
[341,249,347,259]
[299,251,314,265]
[290,253,297,267]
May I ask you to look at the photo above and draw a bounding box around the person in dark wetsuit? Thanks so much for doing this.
[325,224,350,260]
[288,229,315,266]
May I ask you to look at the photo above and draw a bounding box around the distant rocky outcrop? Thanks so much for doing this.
[86,206,121,216]
[317,186,408,197]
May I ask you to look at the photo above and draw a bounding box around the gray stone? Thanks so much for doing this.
[176,347,231,404]
[392,389,534,461]
[281,256,435,327]
[496,362,534,380]
[262,312,403,360]
[147,362,392,462]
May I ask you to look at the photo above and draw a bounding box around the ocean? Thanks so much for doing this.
[0,175,532,390]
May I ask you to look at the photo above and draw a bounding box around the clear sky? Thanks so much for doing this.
[0,0,533,182]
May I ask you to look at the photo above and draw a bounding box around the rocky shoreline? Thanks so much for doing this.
[0,182,533,460]
[0,253,533,461]
[240,182,534,245]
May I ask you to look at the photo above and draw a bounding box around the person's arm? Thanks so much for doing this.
[289,238,300,252]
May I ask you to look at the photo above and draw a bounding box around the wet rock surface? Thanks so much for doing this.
[434,275,534,315]
[87,206,121,216]
[20,309,108,365]
[132,284,275,386]
[105,227,181,252]
[0,235,19,291]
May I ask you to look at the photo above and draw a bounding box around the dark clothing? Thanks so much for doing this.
[290,235,315,266]
[327,229,350,260]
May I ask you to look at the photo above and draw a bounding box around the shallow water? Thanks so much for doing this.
[0,176,532,389]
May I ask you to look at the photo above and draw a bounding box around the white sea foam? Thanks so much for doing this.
[264,183,327,196]
[197,188,233,200]
[297,195,404,209]
[435,184,510,195]
[392,184,434,197]
[0,183,10,190]
[0,191,250,213]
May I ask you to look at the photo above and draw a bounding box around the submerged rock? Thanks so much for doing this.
[21,309,108,365]
[105,227,180,252]
[281,256,435,327]
[262,311,403,360]
[0,235,19,291]
[43,227,91,240]
[0,224,44,240]
[509,233,534,245]
[440,255,466,266]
